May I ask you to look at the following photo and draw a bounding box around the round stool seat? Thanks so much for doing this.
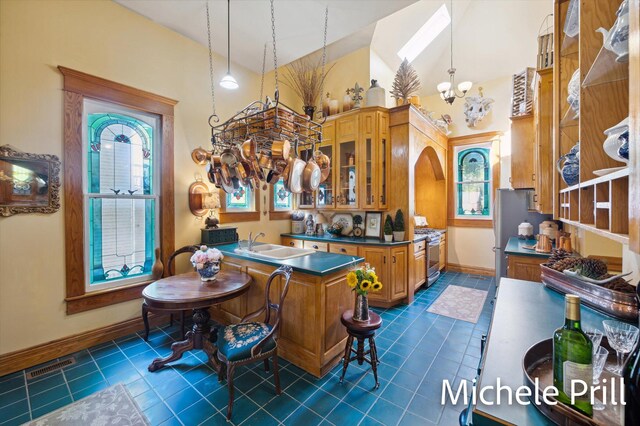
[341,310,382,333]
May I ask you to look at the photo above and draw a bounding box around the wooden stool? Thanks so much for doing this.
[339,310,382,389]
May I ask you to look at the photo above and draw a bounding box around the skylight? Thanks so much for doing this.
[397,3,451,63]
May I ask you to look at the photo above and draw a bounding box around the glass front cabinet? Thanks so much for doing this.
[297,108,389,211]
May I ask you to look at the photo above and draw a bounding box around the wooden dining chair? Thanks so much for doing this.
[142,245,199,341]
[215,265,293,420]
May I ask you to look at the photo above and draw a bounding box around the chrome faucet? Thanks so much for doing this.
[247,232,265,251]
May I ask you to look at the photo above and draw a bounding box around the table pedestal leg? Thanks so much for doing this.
[148,308,219,372]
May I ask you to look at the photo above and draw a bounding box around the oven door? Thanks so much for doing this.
[427,240,440,280]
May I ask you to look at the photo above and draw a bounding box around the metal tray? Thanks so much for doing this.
[523,338,624,425]
[541,264,638,322]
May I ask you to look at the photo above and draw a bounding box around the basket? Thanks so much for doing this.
[511,67,535,116]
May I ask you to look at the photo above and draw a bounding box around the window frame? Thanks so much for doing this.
[60,66,176,315]
[269,178,293,220]
[454,144,492,219]
[218,186,261,223]
[447,131,501,228]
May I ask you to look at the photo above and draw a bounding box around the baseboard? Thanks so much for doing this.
[0,313,170,377]
[447,263,495,277]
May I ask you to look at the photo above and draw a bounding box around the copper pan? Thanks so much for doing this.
[314,150,331,183]
[287,141,306,194]
[302,157,321,192]
[191,147,211,166]
[271,140,291,161]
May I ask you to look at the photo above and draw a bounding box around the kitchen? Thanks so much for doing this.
[0,1,639,426]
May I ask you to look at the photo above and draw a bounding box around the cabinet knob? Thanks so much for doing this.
[312,245,319,249]
[532,173,536,181]
[341,248,346,253]
[290,242,295,246]
[393,256,396,263]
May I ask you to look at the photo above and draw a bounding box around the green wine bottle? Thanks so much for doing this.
[553,294,593,417]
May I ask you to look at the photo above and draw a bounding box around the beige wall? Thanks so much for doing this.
[423,76,514,270]
[369,48,396,108]
[0,0,290,355]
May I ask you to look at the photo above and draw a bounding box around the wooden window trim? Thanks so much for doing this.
[269,183,293,221]
[219,187,261,223]
[447,131,502,228]
[60,66,177,315]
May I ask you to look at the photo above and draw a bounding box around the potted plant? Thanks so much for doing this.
[346,263,383,322]
[282,56,335,117]
[390,58,421,106]
[353,214,364,237]
[190,245,224,282]
[393,209,405,241]
[384,214,394,242]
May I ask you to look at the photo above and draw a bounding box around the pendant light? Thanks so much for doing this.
[220,0,238,90]
[437,0,471,104]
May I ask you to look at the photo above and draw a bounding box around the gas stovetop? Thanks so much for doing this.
[414,228,442,242]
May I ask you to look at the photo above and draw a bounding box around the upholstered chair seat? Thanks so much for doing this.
[217,322,276,362]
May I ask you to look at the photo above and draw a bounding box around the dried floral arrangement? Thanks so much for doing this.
[390,58,421,102]
[281,55,335,108]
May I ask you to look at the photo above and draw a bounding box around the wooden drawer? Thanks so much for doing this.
[282,237,304,248]
[414,240,426,253]
[329,243,358,256]
[303,240,328,252]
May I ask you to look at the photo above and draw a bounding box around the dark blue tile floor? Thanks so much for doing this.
[0,271,495,426]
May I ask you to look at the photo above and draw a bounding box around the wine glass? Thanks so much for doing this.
[602,320,639,375]
[592,346,609,411]
[585,327,603,353]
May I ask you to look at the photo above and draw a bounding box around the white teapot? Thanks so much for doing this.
[596,0,629,62]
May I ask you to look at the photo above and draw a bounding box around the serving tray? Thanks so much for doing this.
[540,264,638,322]
[523,338,624,425]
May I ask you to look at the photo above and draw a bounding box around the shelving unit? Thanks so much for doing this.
[553,0,632,247]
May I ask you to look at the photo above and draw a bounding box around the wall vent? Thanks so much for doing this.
[26,358,76,380]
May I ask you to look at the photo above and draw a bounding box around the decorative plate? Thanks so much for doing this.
[332,213,353,236]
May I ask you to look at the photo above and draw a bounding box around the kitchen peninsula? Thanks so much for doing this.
[210,242,364,377]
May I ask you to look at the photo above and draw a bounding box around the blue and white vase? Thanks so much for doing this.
[557,143,580,186]
[198,261,221,282]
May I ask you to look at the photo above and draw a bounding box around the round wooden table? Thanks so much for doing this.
[142,270,252,372]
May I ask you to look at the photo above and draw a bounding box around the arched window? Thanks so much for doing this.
[455,146,491,217]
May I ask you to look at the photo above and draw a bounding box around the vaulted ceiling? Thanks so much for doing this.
[115,0,553,94]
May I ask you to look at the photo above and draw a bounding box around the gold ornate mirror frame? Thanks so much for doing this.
[0,145,61,217]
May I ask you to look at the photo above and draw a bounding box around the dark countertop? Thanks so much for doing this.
[281,233,410,246]
[473,279,611,426]
[215,242,364,277]
[504,237,552,258]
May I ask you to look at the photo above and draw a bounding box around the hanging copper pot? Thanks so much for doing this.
[191,147,211,166]
[271,139,291,161]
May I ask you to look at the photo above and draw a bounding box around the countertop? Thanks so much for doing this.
[215,242,364,277]
[281,233,410,246]
[473,279,611,426]
[504,237,552,258]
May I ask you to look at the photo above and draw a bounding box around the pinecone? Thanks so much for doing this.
[550,257,582,271]
[602,278,636,294]
[575,258,608,279]
[549,248,572,265]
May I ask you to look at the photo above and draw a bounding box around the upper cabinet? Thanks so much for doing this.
[552,0,637,250]
[300,107,389,211]
[510,114,535,189]
[533,68,554,214]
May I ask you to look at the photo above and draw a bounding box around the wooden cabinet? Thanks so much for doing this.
[412,242,426,290]
[282,237,303,248]
[510,114,535,189]
[533,68,554,214]
[299,108,388,211]
[439,233,446,271]
[506,254,546,282]
[279,236,408,307]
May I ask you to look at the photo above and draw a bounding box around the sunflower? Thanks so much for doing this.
[371,281,383,292]
[369,271,378,282]
[346,272,358,288]
[360,280,372,291]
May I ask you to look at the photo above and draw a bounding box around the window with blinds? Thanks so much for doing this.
[85,103,159,291]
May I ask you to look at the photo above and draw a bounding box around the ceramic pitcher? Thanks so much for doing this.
[557,143,580,186]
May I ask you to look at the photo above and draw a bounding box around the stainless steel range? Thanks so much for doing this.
[415,228,442,286]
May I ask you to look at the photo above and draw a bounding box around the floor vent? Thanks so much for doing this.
[26,358,76,380]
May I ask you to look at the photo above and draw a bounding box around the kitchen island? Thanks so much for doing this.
[504,237,552,282]
[210,242,364,377]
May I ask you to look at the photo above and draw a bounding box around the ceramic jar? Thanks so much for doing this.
[557,143,580,186]
[596,0,629,62]
[197,261,220,282]
[567,69,580,118]
[603,117,629,164]
[518,221,534,240]
[365,79,386,107]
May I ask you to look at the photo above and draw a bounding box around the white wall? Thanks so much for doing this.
[423,75,514,270]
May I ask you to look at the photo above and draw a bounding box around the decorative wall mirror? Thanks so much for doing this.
[0,145,61,216]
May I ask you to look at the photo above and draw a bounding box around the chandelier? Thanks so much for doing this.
[437,0,472,104]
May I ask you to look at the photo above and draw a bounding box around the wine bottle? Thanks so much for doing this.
[625,339,640,425]
[553,294,593,417]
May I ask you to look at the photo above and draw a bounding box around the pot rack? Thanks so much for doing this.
[205,0,328,157]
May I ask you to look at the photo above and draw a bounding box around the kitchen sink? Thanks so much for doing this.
[235,244,315,260]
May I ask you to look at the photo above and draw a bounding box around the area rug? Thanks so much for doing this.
[427,285,488,323]
[26,383,149,426]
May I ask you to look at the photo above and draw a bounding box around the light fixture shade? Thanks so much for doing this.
[220,73,239,90]
[437,81,451,93]
[458,81,473,92]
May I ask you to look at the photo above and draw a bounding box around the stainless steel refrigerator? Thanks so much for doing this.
[493,189,552,283]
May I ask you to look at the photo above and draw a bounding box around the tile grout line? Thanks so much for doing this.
[23,370,33,421]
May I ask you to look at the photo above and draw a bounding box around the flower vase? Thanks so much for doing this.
[353,294,370,322]
[303,105,316,120]
[198,261,220,282]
